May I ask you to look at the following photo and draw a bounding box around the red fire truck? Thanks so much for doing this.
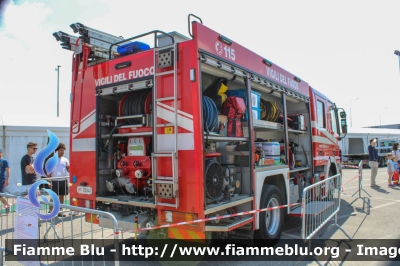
[54,15,347,245]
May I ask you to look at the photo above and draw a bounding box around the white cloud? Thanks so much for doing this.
[0,1,71,120]
[2,1,52,42]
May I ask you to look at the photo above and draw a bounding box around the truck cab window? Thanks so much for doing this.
[330,109,338,134]
[317,100,325,128]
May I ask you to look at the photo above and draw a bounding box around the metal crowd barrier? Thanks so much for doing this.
[349,160,372,207]
[301,173,352,241]
[0,177,121,266]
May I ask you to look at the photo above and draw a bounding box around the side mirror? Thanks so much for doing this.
[341,125,347,135]
[341,119,347,134]
[340,111,346,119]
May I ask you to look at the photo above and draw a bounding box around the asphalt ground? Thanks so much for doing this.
[278,167,400,266]
[1,167,399,266]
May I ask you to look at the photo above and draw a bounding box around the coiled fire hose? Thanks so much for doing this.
[202,96,219,134]
[260,99,279,122]
[121,89,151,124]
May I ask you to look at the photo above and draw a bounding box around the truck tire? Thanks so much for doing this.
[256,185,284,246]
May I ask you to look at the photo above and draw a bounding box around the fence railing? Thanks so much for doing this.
[0,177,121,266]
[301,173,352,241]
[349,160,372,207]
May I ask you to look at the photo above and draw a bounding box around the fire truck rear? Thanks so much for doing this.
[53,15,348,245]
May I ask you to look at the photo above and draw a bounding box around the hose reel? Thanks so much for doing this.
[119,89,152,124]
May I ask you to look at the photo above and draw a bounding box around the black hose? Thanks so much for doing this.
[203,96,218,133]
[121,89,151,124]
[103,123,125,152]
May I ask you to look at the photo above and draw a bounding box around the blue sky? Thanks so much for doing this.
[1,0,400,128]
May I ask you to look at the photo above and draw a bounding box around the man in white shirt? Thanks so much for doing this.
[50,143,70,211]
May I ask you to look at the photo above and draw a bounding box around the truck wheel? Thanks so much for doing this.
[257,185,284,246]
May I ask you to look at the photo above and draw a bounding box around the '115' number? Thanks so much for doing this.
[224,46,236,61]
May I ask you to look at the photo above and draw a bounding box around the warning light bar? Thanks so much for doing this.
[262,58,273,67]
[219,34,232,46]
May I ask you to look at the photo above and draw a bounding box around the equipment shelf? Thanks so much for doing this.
[101,131,153,138]
[251,119,282,131]
[203,134,248,142]
[255,165,288,172]
[204,195,253,215]
[289,166,310,173]
[288,129,308,134]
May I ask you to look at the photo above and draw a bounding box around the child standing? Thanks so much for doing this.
[392,142,400,167]
[393,158,399,186]
[387,153,395,187]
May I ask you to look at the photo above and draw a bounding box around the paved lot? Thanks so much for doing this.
[198,168,398,266]
[278,167,400,265]
[2,167,399,265]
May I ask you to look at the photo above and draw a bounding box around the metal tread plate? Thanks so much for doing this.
[96,196,156,208]
[204,195,253,215]
[205,217,253,232]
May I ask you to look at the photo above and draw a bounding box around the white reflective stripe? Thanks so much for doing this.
[73,109,95,130]
[157,104,194,132]
[313,156,330,161]
[80,109,96,125]
[311,121,338,144]
[310,121,318,128]
[319,128,337,144]
[157,133,194,151]
[72,111,96,138]
[313,156,340,161]
[157,102,193,119]
[72,138,96,152]
[312,136,336,146]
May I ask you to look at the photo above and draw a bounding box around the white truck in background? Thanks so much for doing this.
[340,128,400,168]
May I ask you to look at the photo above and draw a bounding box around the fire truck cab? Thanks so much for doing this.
[54,15,347,245]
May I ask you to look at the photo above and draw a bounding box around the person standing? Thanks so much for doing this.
[49,143,78,216]
[21,142,38,186]
[0,148,10,213]
[391,142,400,167]
[368,138,379,188]
[49,143,70,207]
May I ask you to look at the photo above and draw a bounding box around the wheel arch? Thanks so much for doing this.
[254,171,288,231]
[262,174,287,206]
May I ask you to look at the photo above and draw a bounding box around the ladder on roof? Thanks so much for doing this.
[53,23,125,59]
[151,37,179,208]
[53,31,80,53]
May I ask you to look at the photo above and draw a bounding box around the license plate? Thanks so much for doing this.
[77,186,92,195]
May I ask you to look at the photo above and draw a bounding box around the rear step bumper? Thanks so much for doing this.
[205,217,253,232]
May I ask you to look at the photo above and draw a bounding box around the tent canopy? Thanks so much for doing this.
[0,114,70,194]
